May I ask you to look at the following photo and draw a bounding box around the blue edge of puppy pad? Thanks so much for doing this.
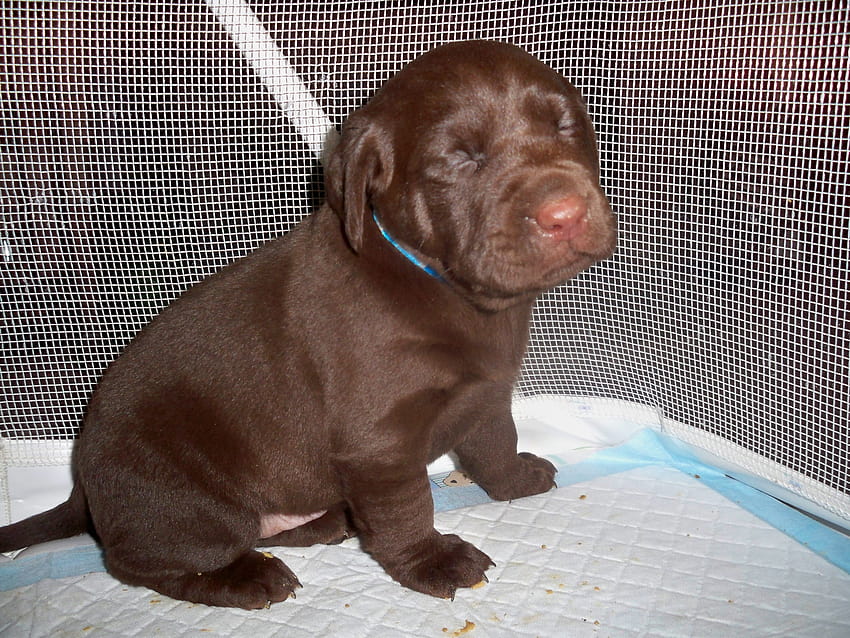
[1,428,848,593]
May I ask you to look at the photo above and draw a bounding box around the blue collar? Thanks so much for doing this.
[372,213,444,282]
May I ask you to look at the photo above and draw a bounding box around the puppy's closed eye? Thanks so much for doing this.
[451,148,487,175]
[557,112,582,138]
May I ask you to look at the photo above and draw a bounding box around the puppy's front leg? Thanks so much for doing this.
[454,410,557,502]
[338,462,493,599]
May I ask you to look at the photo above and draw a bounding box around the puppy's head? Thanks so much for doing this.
[325,40,616,312]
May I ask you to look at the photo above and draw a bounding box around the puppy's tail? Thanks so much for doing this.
[0,484,88,553]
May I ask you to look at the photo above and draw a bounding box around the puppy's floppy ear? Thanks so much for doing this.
[324,113,394,253]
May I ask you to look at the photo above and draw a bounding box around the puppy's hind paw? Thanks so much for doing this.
[153,550,302,609]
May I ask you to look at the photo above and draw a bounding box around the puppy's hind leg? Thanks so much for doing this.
[95,489,303,609]
[107,546,301,609]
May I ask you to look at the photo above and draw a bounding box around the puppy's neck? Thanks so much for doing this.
[369,210,536,315]
[372,212,445,282]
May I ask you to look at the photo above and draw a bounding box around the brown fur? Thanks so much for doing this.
[0,41,615,609]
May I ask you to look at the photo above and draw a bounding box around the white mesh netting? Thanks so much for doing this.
[1,2,848,521]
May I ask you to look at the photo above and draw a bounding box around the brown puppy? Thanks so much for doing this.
[0,40,616,609]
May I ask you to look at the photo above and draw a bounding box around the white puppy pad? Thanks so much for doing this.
[2,464,849,637]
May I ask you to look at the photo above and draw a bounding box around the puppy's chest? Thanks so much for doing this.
[408,329,524,388]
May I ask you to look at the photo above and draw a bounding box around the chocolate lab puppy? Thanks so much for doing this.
[0,40,616,608]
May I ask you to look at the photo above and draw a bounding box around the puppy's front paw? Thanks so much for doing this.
[482,452,557,501]
[394,533,494,600]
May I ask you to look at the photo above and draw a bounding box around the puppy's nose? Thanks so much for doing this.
[533,194,588,241]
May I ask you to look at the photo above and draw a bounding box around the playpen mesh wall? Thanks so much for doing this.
[1,1,848,525]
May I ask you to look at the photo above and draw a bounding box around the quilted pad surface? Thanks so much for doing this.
[3,464,849,637]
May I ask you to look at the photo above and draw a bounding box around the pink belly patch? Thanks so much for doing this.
[259,510,327,538]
